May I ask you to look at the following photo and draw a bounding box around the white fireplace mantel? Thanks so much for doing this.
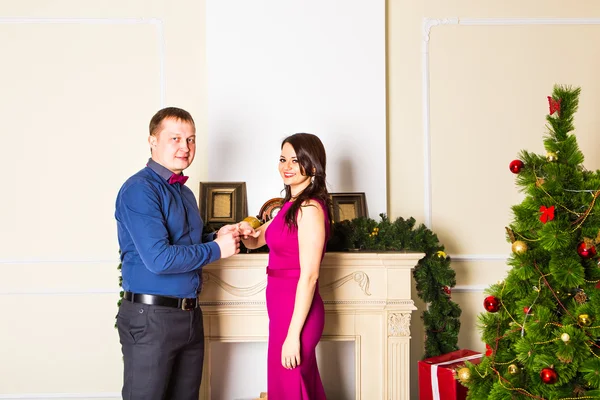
[199,251,424,400]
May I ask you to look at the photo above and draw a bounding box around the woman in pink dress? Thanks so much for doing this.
[240,133,331,399]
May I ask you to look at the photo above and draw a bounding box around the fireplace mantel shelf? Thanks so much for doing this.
[199,251,424,400]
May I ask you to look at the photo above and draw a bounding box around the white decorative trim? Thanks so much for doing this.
[458,17,600,26]
[452,285,487,293]
[320,271,372,295]
[201,270,374,297]
[0,289,119,296]
[449,254,509,262]
[421,17,600,228]
[421,17,459,228]
[0,17,165,107]
[0,259,118,264]
[422,17,459,44]
[388,313,411,337]
[202,271,266,297]
[0,393,120,399]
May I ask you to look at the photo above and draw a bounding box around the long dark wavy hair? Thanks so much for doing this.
[281,133,332,230]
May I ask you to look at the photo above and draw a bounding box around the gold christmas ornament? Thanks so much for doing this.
[546,151,558,162]
[511,240,528,254]
[508,364,519,375]
[457,367,471,383]
[578,314,592,327]
[436,250,447,258]
[561,333,570,343]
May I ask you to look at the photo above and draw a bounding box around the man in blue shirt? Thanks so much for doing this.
[115,107,240,400]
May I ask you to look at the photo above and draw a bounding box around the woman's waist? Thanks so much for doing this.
[266,266,301,279]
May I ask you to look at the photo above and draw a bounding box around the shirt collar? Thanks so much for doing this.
[146,158,176,182]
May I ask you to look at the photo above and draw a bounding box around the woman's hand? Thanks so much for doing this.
[237,221,261,239]
[281,335,301,369]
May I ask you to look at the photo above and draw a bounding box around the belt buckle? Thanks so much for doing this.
[181,298,195,311]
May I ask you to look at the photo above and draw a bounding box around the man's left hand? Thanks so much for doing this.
[217,224,239,238]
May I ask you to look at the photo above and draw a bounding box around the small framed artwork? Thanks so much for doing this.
[199,182,248,229]
[330,192,367,222]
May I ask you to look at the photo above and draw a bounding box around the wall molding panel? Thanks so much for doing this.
[420,16,600,281]
[421,17,600,229]
[0,393,120,399]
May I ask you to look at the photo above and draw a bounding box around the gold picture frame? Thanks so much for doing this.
[330,192,367,222]
[199,182,248,229]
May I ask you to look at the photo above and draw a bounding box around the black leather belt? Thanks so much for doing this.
[124,291,199,311]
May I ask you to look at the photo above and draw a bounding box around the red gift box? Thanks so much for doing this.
[418,349,482,400]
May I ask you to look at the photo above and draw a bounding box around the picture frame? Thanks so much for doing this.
[330,192,368,222]
[199,182,248,229]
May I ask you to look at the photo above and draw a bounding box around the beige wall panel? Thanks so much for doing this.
[0,294,121,392]
[452,260,510,288]
[429,25,600,255]
[0,263,119,293]
[452,291,490,354]
[0,22,161,262]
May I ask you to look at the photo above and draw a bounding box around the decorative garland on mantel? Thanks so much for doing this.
[117,214,461,358]
[325,214,461,358]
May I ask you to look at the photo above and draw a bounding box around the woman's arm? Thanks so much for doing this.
[239,218,273,249]
[281,200,326,369]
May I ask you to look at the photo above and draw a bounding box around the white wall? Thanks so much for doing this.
[206,0,387,218]
[204,2,384,397]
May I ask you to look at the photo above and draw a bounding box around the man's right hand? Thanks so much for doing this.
[214,230,240,258]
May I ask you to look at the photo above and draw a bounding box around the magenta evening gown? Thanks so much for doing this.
[264,200,329,400]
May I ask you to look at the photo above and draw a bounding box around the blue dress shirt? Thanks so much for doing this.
[115,159,221,298]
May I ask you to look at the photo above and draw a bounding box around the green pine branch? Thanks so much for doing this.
[327,213,462,358]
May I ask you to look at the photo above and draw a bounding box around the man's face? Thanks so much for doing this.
[148,118,196,174]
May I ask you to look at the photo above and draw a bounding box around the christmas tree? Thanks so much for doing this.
[461,85,600,399]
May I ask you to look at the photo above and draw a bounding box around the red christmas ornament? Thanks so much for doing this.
[483,296,500,313]
[524,306,531,315]
[577,242,597,259]
[540,367,558,384]
[547,96,561,115]
[443,286,451,295]
[539,205,555,224]
[509,160,524,174]
[485,343,493,357]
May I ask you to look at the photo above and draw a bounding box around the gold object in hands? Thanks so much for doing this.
[243,216,262,229]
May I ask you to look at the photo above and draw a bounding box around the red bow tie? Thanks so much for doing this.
[168,174,188,185]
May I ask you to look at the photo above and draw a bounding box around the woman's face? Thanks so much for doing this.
[279,142,311,195]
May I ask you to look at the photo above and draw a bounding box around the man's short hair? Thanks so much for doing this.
[149,107,196,136]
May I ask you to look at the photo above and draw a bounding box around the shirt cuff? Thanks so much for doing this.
[206,240,221,262]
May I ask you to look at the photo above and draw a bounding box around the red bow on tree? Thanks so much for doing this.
[547,96,561,115]
[539,205,555,224]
